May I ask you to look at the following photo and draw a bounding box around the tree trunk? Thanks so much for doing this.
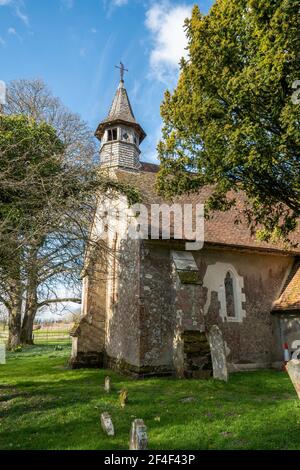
[21,249,39,345]
[20,304,37,345]
[7,280,23,350]
[8,307,21,349]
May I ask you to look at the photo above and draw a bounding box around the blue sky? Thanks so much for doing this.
[0,0,214,163]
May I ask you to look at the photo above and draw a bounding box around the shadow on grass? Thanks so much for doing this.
[1,348,299,450]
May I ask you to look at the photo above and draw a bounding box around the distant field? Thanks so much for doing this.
[0,324,73,344]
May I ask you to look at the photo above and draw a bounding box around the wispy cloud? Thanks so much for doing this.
[102,0,129,17]
[8,26,22,41]
[0,37,5,46]
[79,47,87,58]
[87,32,117,123]
[145,1,191,85]
[60,0,74,10]
[0,0,29,26]
[112,0,128,5]
[16,5,28,25]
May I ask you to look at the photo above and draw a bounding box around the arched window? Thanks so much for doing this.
[224,271,236,318]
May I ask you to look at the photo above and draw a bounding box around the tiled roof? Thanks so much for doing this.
[115,162,300,254]
[273,260,300,311]
[140,162,160,173]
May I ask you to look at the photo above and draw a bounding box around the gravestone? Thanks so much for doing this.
[208,325,228,382]
[0,343,5,365]
[104,376,111,393]
[286,360,300,399]
[100,412,115,436]
[129,419,148,450]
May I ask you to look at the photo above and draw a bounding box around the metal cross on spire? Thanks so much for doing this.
[115,62,128,82]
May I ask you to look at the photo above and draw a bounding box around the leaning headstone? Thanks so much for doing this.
[129,419,148,450]
[100,412,115,436]
[104,376,111,393]
[286,360,300,399]
[208,325,228,382]
[0,343,6,365]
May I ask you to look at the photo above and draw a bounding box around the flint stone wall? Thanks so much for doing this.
[72,236,293,374]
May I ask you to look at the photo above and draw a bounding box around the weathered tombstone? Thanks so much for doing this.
[129,419,148,450]
[104,376,111,393]
[286,360,300,399]
[119,389,128,408]
[208,325,228,382]
[100,412,115,436]
[0,343,6,365]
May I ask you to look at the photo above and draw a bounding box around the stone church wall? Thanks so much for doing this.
[194,247,292,367]
[138,243,174,374]
[70,250,107,368]
[104,237,142,374]
[137,242,293,373]
[71,235,293,374]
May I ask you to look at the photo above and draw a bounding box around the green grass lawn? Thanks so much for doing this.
[0,343,300,450]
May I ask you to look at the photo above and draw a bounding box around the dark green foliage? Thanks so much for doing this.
[158,0,300,242]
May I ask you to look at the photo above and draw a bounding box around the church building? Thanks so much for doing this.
[70,72,300,378]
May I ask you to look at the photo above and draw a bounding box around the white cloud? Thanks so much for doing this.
[0,37,5,46]
[0,0,13,5]
[145,1,192,84]
[90,28,97,34]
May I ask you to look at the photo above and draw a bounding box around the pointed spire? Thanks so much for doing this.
[107,80,136,124]
[95,77,146,144]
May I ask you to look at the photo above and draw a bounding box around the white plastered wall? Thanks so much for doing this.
[203,262,246,323]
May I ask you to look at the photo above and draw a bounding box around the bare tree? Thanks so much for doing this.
[0,79,137,348]
[0,80,100,347]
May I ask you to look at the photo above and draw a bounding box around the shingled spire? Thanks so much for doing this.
[106,80,136,124]
[95,71,146,171]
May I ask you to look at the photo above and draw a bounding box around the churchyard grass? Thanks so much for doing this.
[1,343,300,450]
